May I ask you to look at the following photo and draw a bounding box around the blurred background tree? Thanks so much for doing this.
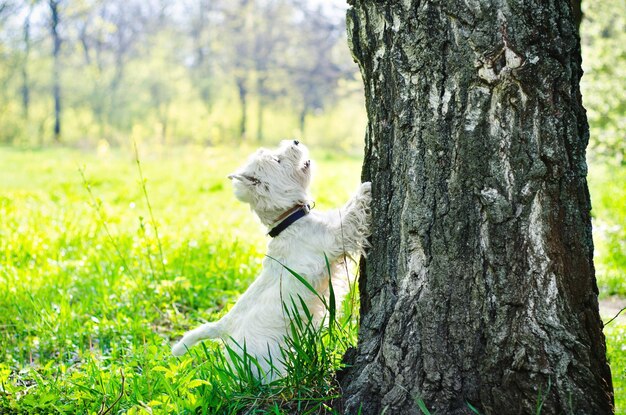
[581,0,626,165]
[0,0,366,151]
[0,0,623,159]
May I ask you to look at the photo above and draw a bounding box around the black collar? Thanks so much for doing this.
[268,204,310,238]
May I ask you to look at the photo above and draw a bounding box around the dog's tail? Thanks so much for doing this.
[172,322,222,356]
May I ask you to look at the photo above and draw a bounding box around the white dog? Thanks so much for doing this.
[172,140,371,381]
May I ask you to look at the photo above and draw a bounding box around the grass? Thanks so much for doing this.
[589,160,626,298]
[0,146,624,413]
[0,145,363,414]
[605,321,626,413]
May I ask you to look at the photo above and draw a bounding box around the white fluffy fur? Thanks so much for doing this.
[171,140,371,381]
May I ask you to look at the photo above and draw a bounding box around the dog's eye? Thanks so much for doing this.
[242,174,261,185]
[274,158,281,164]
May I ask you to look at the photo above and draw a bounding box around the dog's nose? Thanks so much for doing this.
[293,140,299,145]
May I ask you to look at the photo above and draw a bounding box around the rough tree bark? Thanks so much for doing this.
[340,1,614,414]
[570,0,582,31]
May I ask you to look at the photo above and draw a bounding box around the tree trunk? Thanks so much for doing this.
[257,100,263,142]
[21,6,32,120]
[49,0,61,143]
[340,1,614,414]
[78,22,91,65]
[571,0,582,31]
[107,50,126,141]
[236,77,248,140]
[299,106,307,139]
[257,77,265,142]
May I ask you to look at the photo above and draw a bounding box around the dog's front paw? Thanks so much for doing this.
[360,181,371,195]
[358,182,372,205]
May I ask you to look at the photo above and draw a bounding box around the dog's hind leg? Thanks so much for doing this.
[172,321,223,356]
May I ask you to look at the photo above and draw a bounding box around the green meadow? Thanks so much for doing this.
[0,146,624,413]
[0,146,365,414]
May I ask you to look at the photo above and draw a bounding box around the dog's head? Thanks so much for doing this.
[228,140,312,212]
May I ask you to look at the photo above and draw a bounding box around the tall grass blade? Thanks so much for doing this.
[133,140,167,279]
[416,399,432,415]
[266,255,323,303]
[466,401,482,414]
[324,253,336,336]
[78,166,137,282]
[535,377,552,415]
